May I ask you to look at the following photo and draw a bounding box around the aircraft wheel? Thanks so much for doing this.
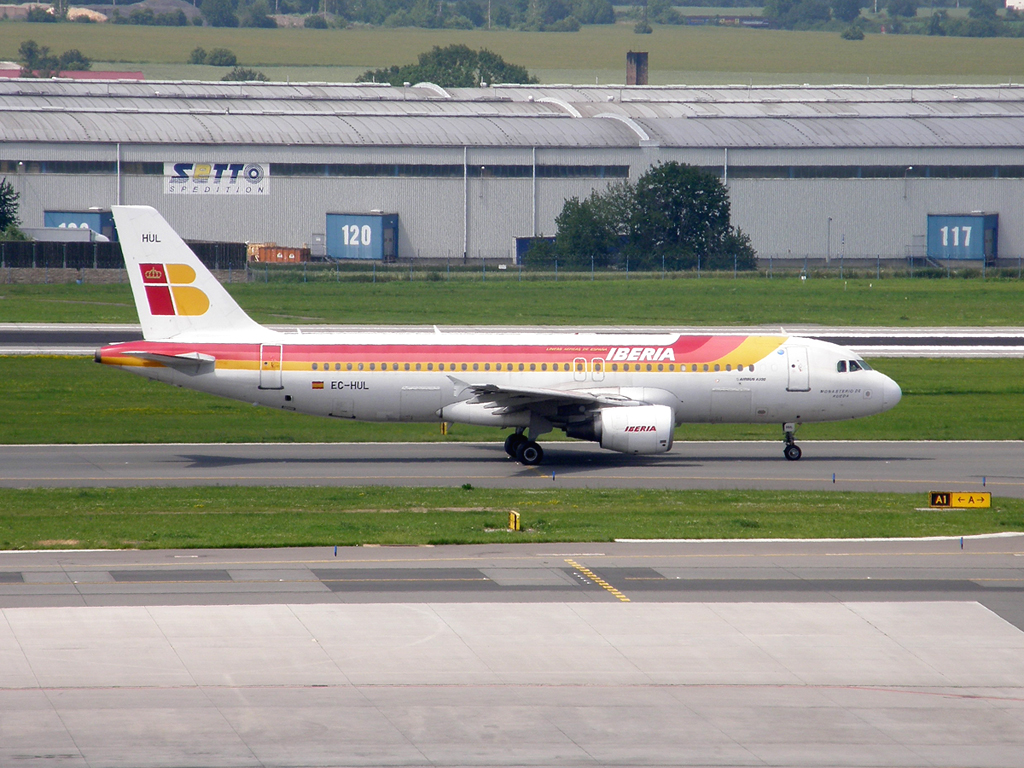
[516,441,544,466]
[504,433,527,457]
[784,444,802,461]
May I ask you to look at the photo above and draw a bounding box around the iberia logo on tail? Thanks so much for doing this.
[140,263,210,316]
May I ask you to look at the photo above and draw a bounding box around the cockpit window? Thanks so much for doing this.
[857,359,873,370]
[848,360,862,372]
[836,360,847,373]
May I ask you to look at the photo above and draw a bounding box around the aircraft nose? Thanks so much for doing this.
[883,376,902,408]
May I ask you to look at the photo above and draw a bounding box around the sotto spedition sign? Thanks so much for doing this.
[164,162,269,195]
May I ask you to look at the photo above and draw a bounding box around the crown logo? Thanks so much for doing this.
[145,267,164,280]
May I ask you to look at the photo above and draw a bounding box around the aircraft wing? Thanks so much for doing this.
[449,377,639,411]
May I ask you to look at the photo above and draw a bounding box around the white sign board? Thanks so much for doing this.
[164,162,269,195]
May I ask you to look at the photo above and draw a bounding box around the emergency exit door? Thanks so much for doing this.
[786,346,810,392]
[259,344,283,390]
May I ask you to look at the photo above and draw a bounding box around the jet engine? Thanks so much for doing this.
[565,404,674,455]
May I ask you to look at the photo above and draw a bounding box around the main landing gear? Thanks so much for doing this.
[504,430,544,466]
[783,422,802,461]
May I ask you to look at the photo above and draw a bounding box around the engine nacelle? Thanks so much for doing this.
[595,404,675,455]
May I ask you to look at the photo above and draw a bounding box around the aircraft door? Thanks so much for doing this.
[591,358,605,382]
[573,357,587,382]
[259,344,283,390]
[786,346,810,392]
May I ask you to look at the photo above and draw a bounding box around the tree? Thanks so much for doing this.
[627,162,733,270]
[554,185,631,268]
[58,49,91,71]
[968,0,1000,20]
[358,44,538,87]
[201,0,240,27]
[18,39,60,77]
[0,177,21,232]
[831,0,864,23]
[206,48,238,66]
[222,66,270,81]
[886,0,918,18]
[551,163,757,272]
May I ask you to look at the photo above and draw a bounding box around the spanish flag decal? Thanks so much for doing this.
[140,263,210,316]
[312,381,324,390]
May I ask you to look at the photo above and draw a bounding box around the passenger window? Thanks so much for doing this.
[495,364,500,371]
[461,363,467,371]
[370,363,376,371]
[714,364,720,372]
[849,360,862,372]
[657,364,663,372]
[484,363,490,371]
[646,364,652,371]
[472,363,479,371]
[312,363,318,370]
[749,364,755,372]
[726,364,731,371]
[612,364,618,371]
[541,363,547,371]
[837,361,847,373]
[335,364,341,371]
[393,363,399,370]
[347,363,353,371]
[530,363,536,371]
[357,363,363,371]
[692,365,698,372]
[427,363,433,371]
[415,363,421,371]
[519,363,525,371]
[737,364,743,372]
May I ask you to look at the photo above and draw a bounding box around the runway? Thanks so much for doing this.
[2,440,1021,496]
[2,539,1024,767]
[3,323,1024,357]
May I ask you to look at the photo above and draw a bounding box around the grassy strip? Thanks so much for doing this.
[2,356,1022,444]
[2,23,1024,80]
[2,486,1021,550]
[4,278,1024,326]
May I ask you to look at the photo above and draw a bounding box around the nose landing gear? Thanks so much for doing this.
[783,422,802,461]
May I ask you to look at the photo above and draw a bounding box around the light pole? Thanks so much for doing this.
[826,216,832,263]
[903,166,913,199]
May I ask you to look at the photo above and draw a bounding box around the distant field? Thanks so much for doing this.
[2,22,1024,82]
[3,277,1024,326]
[2,356,1021,444]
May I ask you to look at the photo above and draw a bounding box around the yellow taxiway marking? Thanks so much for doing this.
[565,558,630,602]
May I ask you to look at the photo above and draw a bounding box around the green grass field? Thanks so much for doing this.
[2,486,1021,550]
[4,277,1024,326]
[2,356,1021,444]
[3,22,1024,83]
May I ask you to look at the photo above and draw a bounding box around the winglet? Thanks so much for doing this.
[112,205,267,342]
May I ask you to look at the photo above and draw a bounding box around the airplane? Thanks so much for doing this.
[96,206,902,465]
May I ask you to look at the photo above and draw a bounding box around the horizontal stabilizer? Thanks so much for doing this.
[122,350,216,374]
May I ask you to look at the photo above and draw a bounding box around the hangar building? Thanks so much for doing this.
[1,79,1022,263]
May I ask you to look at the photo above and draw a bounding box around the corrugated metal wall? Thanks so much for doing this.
[7,141,1024,261]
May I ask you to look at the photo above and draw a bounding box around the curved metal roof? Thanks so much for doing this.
[3,80,1024,149]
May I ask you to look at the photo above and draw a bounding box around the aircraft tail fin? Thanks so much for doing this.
[112,205,266,341]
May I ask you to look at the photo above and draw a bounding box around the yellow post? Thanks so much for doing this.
[508,510,520,531]
[440,421,448,435]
